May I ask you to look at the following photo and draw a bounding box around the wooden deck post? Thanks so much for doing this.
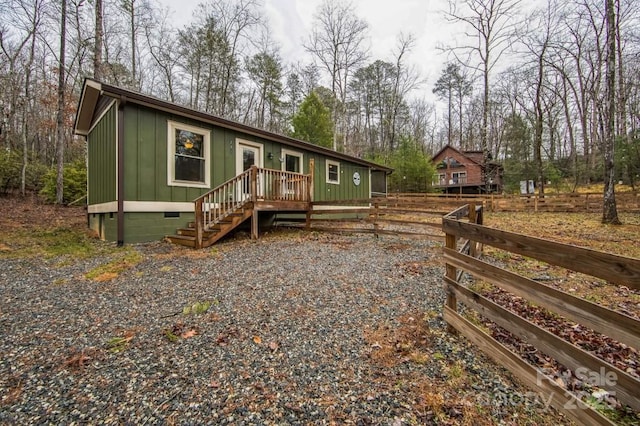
[251,210,258,240]
[305,159,315,231]
[194,199,203,249]
[250,166,258,240]
[307,159,314,202]
[250,165,258,203]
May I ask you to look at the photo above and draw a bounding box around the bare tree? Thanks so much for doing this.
[121,0,137,86]
[517,0,561,195]
[20,0,44,196]
[305,0,368,152]
[56,0,66,204]
[433,62,471,147]
[94,0,103,80]
[388,34,422,151]
[245,45,284,132]
[0,0,37,153]
[144,7,179,101]
[445,0,522,191]
[603,0,620,224]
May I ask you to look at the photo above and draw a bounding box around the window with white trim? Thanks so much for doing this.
[281,149,303,173]
[326,160,340,184]
[451,171,467,184]
[167,121,210,188]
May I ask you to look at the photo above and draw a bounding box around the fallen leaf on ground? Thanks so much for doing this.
[181,329,197,339]
[253,335,262,344]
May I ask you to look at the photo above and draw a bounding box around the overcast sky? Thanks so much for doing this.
[159,0,453,102]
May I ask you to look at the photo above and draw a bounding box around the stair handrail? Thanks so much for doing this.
[192,166,313,248]
[193,167,256,248]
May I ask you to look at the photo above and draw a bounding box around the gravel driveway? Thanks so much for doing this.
[0,230,562,425]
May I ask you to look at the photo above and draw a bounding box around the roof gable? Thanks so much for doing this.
[432,144,483,166]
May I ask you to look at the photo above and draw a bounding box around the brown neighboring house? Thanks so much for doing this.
[431,144,503,194]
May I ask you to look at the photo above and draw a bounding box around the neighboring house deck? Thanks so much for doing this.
[431,145,503,194]
[74,79,392,245]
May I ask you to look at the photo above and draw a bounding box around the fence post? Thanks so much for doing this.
[194,199,203,249]
[585,193,589,212]
[468,203,477,257]
[373,201,380,236]
[445,231,458,333]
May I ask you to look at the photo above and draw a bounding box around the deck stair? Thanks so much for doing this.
[166,204,253,248]
[166,165,313,248]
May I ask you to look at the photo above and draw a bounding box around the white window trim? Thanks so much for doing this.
[452,171,467,179]
[326,159,340,184]
[167,121,211,188]
[281,148,304,173]
[235,139,264,174]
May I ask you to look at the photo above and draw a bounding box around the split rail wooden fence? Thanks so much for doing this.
[442,204,640,425]
[300,198,464,240]
[390,191,640,213]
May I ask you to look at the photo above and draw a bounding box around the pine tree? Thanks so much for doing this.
[291,91,334,149]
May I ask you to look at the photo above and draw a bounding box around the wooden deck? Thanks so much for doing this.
[166,166,313,248]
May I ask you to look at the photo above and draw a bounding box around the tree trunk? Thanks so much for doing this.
[482,49,490,193]
[94,0,103,80]
[458,91,464,148]
[447,87,452,146]
[130,0,136,86]
[534,42,546,196]
[602,0,620,224]
[21,3,38,196]
[56,0,67,205]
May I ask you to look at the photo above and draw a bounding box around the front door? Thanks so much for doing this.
[236,140,263,199]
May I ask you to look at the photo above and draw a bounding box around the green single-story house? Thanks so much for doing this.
[74,79,392,246]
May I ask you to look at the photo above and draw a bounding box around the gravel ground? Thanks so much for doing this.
[0,230,565,425]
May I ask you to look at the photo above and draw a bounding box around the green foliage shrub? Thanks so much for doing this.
[0,149,21,195]
[26,161,49,192]
[0,149,61,195]
[40,161,87,204]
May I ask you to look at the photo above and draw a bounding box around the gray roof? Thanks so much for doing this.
[75,79,393,173]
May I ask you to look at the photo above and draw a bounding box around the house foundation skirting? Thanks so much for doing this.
[88,201,196,214]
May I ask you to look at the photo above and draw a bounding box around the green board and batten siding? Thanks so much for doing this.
[121,103,370,203]
[86,102,118,242]
[85,98,381,243]
[87,102,116,205]
[309,156,370,201]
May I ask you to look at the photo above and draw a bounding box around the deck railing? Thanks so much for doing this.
[442,204,640,425]
[258,168,312,201]
[193,166,312,247]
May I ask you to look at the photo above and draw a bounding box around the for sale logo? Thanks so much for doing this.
[574,367,617,387]
[536,367,618,411]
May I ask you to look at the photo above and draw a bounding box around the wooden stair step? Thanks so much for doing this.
[176,228,218,238]
[165,234,196,248]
